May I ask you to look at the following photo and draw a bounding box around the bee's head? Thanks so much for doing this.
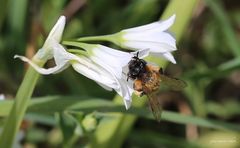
[127,54,147,81]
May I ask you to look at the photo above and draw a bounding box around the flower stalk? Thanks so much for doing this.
[0,59,45,148]
[77,34,116,42]
[77,33,124,46]
[0,16,66,148]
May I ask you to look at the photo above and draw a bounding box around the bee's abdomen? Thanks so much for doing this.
[142,72,160,93]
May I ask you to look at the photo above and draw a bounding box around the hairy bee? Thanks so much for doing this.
[127,53,186,121]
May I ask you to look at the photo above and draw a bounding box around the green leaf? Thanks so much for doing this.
[206,100,240,119]
[186,58,240,80]
[128,130,200,148]
[7,0,28,48]
[1,96,240,131]
[56,112,83,148]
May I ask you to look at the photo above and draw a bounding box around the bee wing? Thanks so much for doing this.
[147,93,162,122]
[160,74,187,91]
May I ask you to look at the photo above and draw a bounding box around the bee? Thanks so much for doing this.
[127,52,187,121]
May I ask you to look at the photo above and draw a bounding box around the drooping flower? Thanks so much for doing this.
[14,15,149,109]
[82,44,150,109]
[14,15,68,74]
[63,41,150,109]
[77,14,177,64]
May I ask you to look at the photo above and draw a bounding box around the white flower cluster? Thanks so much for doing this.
[15,15,177,109]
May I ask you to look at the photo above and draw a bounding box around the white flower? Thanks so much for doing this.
[14,15,68,74]
[78,14,177,64]
[65,42,150,109]
[14,15,149,109]
[14,16,119,96]
[118,14,177,64]
[86,44,150,109]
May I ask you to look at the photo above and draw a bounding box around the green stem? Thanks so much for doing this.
[0,58,44,148]
[77,34,116,42]
[68,49,88,56]
[63,41,97,49]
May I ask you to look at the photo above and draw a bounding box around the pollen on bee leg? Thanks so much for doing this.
[159,67,164,74]
[133,79,144,97]
[133,79,143,90]
[134,90,144,97]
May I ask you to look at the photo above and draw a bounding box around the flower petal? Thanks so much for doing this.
[123,41,176,53]
[115,79,133,109]
[114,67,134,109]
[52,41,80,65]
[123,31,176,49]
[15,40,85,75]
[89,57,134,105]
[96,82,113,91]
[43,16,66,50]
[71,57,119,89]
[151,52,176,64]
[88,45,132,79]
[83,46,135,108]
[123,99,132,110]
[34,16,66,61]
[122,14,175,33]
[92,45,132,66]
[162,52,176,64]
[14,55,70,74]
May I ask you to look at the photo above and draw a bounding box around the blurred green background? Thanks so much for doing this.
[0,0,240,148]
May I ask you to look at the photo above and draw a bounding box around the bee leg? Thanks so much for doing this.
[139,91,145,97]
[134,91,144,97]
[159,67,164,74]
[133,79,143,97]
[136,51,139,57]
[133,80,143,90]
[127,73,131,81]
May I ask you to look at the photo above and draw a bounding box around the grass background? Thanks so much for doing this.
[0,0,240,147]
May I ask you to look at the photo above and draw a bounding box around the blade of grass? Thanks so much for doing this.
[186,57,240,80]
[129,130,200,147]
[1,96,240,131]
[7,0,28,47]
[0,0,9,30]
[161,0,199,42]
[206,101,240,119]
[205,0,240,57]
[0,60,44,148]
[25,113,56,125]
